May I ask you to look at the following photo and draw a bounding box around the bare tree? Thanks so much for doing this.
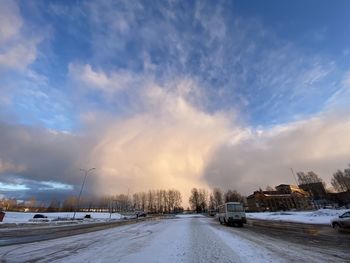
[28,197,36,211]
[297,171,324,185]
[133,193,141,210]
[114,194,130,212]
[224,189,244,203]
[168,189,182,213]
[62,196,77,212]
[209,194,215,210]
[47,199,60,212]
[331,165,350,192]
[140,192,147,211]
[212,188,224,208]
[189,188,208,213]
[147,190,155,213]
[189,188,200,212]
[198,189,208,212]
[0,198,17,211]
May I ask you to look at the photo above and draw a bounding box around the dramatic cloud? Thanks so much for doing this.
[0,77,233,201]
[89,84,237,202]
[0,76,239,201]
[203,112,350,194]
[0,122,94,199]
[1,74,350,201]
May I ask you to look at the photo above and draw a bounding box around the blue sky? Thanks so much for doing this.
[1,0,350,201]
[3,0,350,130]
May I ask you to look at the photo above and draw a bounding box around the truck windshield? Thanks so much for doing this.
[227,204,244,212]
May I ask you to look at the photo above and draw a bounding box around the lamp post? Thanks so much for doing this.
[73,168,95,220]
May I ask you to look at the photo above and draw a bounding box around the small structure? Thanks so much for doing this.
[0,210,5,222]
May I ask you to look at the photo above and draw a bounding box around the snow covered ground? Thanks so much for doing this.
[0,216,348,262]
[0,212,123,224]
[246,209,349,225]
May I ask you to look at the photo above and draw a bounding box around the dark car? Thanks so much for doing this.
[331,211,350,229]
[33,214,48,219]
[136,211,147,217]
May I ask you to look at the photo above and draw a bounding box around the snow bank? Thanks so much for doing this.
[0,211,122,224]
[246,209,349,225]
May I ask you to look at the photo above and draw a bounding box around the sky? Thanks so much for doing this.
[0,0,350,203]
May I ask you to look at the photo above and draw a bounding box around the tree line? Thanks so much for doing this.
[188,187,244,213]
[1,188,183,214]
[56,189,183,214]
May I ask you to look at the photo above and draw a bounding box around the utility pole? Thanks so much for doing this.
[290,168,298,186]
[73,168,95,220]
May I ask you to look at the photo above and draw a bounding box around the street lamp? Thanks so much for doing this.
[73,168,95,220]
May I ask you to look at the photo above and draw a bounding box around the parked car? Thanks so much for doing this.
[31,214,49,222]
[208,209,217,216]
[331,211,350,229]
[33,214,47,219]
[135,211,147,218]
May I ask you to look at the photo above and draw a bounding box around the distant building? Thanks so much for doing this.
[246,184,310,212]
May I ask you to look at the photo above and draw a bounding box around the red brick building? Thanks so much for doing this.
[246,184,310,212]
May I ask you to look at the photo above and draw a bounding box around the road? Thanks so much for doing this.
[0,216,349,263]
[0,219,145,246]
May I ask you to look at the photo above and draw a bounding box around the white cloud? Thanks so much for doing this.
[342,71,350,87]
[88,82,238,202]
[39,181,73,190]
[325,71,350,111]
[0,182,29,191]
[0,1,40,70]
[0,0,22,45]
[69,63,139,93]
[203,112,350,194]
[194,1,227,42]
[0,41,39,70]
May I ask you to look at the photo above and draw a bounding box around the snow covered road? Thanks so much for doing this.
[0,215,348,263]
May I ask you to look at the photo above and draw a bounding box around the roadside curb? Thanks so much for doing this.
[247,218,350,235]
